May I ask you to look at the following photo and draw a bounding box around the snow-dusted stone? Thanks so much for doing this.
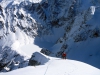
[28,52,49,66]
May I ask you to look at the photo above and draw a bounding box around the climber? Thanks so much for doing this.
[62,52,66,59]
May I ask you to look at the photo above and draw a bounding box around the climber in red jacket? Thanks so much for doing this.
[62,52,66,59]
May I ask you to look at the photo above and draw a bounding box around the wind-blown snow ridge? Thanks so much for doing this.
[0,58,100,75]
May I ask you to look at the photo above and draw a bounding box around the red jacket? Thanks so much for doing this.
[62,53,66,57]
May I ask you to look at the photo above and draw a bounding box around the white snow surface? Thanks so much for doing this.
[0,57,100,75]
[19,43,41,57]
[0,0,43,8]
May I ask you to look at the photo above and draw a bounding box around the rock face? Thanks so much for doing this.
[0,46,28,72]
[28,59,40,66]
[28,52,49,66]
[40,48,51,55]
[0,0,100,71]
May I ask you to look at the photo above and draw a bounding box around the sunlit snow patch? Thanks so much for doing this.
[20,44,41,57]
[11,41,20,50]
[90,6,95,15]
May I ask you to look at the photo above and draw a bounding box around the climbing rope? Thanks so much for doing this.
[44,59,54,75]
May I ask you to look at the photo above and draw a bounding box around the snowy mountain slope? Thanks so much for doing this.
[0,46,29,72]
[0,0,41,72]
[0,0,100,72]
[67,37,100,68]
[34,0,100,69]
[0,57,100,75]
